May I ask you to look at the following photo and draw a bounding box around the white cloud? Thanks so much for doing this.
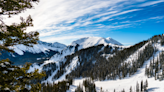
[149,16,164,20]
[118,16,164,26]
[107,24,131,29]
[139,0,164,7]
[120,21,130,23]
[3,0,138,32]
[96,9,141,22]
[2,0,164,44]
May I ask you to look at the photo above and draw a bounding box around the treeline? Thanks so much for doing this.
[67,34,164,81]
[145,51,164,80]
[67,40,150,80]
[134,80,148,92]
[118,80,148,92]
[41,34,164,87]
[42,62,58,80]
[41,79,73,92]
[144,34,164,80]
[75,79,96,92]
[51,44,121,80]
[75,79,149,92]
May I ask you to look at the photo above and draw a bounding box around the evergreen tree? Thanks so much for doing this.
[75,84,83,92]
[0,60,46,91]
[130,86,132,92]
[141,80,143,92]
[122,89,125,92]
[0,0,39,51]
[0,0,46,91]
[136,81,139,92]
[144,80,148,92]
[145,79,148,88]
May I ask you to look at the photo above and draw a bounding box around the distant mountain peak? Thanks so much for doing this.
[71,37,123,49]
[38,41,66,48]
[9,41,66,55]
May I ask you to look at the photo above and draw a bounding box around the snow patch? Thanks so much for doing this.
[55,56,79,83]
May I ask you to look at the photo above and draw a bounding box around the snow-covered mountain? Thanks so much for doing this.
[68,36,164,92]
[41,37,123,65]
[38,41,66,50]
[0,41,66,65]
[3,34,164,91]
[71,37,123,49]
[28,37,124,84]
[8,41,66,55]
[2,34,164,92]
[27,34,164,92]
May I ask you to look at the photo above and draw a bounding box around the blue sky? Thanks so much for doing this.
[4,0,164,46]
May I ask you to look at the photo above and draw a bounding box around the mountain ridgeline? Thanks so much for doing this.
[39,35,164,83]
[2,34,164,91]
[0,41,66,65]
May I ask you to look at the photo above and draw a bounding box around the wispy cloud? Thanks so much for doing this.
[149,16,164,20]
[118,15,164,26]
[2,0,164,44]
[96,9,141,22]
[139,0,164,7]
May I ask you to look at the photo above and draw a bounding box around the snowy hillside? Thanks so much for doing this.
[48,37,123,64]
[66,35,164,92]
[71,37,123,49]
[30,44,124,84]
[28,37,125,85]
[28,35,164,92]
[29,36,123,70]
[69,41,164,92]
[8,41,66,55]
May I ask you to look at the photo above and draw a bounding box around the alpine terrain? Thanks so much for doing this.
[0,41,66,65]
[2,35,164,92]
[29,35,164,92]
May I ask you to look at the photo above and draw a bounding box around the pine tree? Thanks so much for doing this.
[75,84,83,92]
[136,81,139,92]
[144,80,148,92]
[141,80,143,92]
[130,86,132,92]
[0,0,46,91]
[145,79,148,88]
[145,64,147,76]
[122,89,125,92]
[0,0,39,51]
[0,60,46,91]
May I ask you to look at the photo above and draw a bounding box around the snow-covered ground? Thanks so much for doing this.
[68,42,164,92]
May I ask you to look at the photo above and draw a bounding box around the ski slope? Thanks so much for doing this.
[68,42,164,92]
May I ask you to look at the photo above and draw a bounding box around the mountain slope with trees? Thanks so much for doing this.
[28,34,164,92]
[67,34,164,92]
